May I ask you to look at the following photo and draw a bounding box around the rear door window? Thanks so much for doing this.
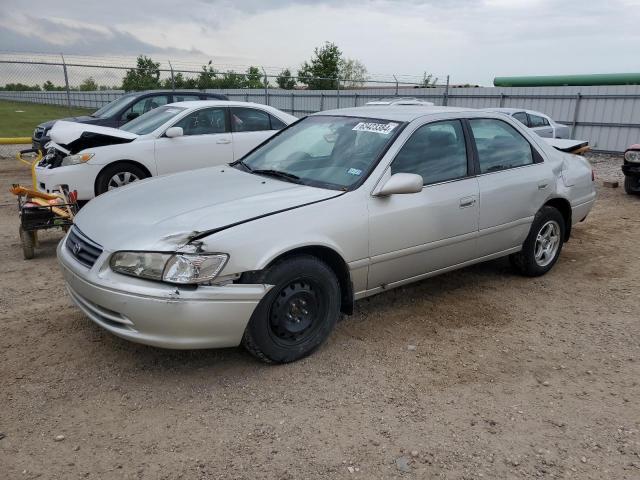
[469,118,534,174]
[231,108,271,132]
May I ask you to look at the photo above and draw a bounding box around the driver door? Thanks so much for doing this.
[367,119,479,288]
[154,107,233,175]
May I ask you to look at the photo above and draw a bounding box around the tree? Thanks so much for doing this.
[245,66,264,89]
[196,60,218,89]
[79,77,99,91]
[339,58,368,88]
[420,72,439,87]
[122,55,161,91]
[42,80,65,91]
[297,42,342,89]
[1,83,41,91]
[276,68,296,90]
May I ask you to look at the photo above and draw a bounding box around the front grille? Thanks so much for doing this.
[66,226,103,268]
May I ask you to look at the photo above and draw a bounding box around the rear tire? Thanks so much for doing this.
[510,206,565,277]
[19,226,35,260]
[242,255,341,364]
[95,163,147,196]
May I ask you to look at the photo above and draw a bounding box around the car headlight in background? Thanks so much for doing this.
[110,251,228,284]
[625,150,640,163]
[61,152,95,166]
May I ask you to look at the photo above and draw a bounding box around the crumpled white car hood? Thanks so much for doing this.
[49,120,138,145]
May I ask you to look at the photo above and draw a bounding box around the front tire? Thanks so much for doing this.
[624,176,639,195]
[242,255,341,364]
[95,163,147,196]
[510,206,565,277]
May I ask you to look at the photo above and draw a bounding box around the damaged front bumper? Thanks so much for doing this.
[57,236,270,349]
[35,163,98,200]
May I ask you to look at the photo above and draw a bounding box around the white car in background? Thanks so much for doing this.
[483,108,570,138]
[35,101,297,200]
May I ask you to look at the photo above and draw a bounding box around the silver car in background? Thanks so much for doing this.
[58,105,596,363]
[483,107,571,138]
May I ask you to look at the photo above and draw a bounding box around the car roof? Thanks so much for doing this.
[126,90,221,96]
[312,105,474,122]
[164,100,279,109]
[483,107,549,117]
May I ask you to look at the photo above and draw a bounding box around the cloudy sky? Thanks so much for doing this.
[1,0,639,85]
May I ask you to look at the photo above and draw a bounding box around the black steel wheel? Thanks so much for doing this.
[242,255,340,363]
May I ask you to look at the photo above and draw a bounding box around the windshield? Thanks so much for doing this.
[120,106,187,135]
[92,94,137,118]
[238,115,402,190]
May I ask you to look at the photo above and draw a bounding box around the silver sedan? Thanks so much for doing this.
[483,108,571,138]
[58,105,596,363]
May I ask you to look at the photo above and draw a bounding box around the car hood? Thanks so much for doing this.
[74,167,342,251]
[39,116,107,130]
[48,121,138,154]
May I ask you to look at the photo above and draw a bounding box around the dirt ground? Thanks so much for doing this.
[1,154,639,480]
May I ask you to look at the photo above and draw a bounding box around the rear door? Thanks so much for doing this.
[469,118,553,257]
[230,107,284,160]
[367,119,479,288]
[153,106,233,175]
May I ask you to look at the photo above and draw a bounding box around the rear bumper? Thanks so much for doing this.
[57,238,269,349]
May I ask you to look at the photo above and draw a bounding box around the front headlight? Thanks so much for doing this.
[625,150,640,163]
[110,251,228,284]
[110,251,172,281]
[162,253,229,284]
[61,152,95,166]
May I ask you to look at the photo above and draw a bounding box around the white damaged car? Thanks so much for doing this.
[35,101,296,200]
[58,105,596,363]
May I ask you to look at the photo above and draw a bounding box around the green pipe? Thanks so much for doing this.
[493,73,640,87]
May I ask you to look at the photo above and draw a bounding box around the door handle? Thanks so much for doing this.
[459,197,476,208]
[216,138,231,144]
[538,182,548,190]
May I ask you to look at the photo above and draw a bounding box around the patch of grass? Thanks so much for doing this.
[0,100,93,137]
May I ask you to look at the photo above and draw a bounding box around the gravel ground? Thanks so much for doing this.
[1,154,639,479]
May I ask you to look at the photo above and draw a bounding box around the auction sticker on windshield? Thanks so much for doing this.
[352,122,399,134]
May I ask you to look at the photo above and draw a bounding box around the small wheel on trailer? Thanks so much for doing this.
[19,226,36,260]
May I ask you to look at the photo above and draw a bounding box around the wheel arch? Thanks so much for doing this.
[543,197,572,241]
[259,245,354,316]
[94,160,152,195]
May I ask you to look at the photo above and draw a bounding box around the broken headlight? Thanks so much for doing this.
[110,251,228,284]
[61,152,95,166]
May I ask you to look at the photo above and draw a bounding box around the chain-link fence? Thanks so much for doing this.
[2,52,640,153]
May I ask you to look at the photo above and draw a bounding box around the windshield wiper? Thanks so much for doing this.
[251,169,300,183]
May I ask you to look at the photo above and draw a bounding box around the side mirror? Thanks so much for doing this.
[126,112,139,121]
[375,173,423,196]
[165,127,184,138]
